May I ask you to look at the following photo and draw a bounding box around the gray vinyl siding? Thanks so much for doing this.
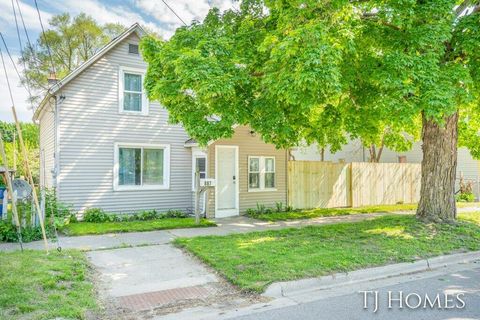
[56,33,192,213]
[38,102,55,189]
[206,126,288,217]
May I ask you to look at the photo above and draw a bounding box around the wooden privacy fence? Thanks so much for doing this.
[288,161,421,209]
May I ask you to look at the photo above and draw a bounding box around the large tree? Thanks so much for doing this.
[141,0,480,222]
[21,13,125,104]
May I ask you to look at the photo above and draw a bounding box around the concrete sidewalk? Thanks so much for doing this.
[0,212,399,252]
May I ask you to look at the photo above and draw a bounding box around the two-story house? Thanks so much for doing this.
[34,23,288,218]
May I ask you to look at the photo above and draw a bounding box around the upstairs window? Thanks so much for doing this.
[119,67,148,115]
[128,43,139,54]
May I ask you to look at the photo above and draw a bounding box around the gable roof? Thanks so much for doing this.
[33,23,146,121]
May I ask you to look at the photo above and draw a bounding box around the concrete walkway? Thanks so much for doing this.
[2,209,478,319]
[0,212,399,252]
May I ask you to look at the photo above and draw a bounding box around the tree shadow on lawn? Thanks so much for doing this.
[175,214,480,292]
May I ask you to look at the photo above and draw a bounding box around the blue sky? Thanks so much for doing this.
[0,0,236,122]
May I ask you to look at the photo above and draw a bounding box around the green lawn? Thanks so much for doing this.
[61,218,216,236]
[251,202,480,221]
[175,212,480,292]
[0,250,98,320]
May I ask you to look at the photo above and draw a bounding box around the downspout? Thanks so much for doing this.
[53,94,59,190]
[286,149,290,208]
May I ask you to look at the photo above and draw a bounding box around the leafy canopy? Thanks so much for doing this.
[141,0,480,156]
[21,13,125,104]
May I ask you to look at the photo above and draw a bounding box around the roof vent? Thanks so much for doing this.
[128,43,139,54]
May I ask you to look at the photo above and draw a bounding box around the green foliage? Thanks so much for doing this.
[456,192,475,203]
[176,213,480,292]
[21,13,126,103]
[0,121,40,182]
[62,218,216,236]
[246,202,289,217]
[456,177,476,202]
[0,250,98,319]
[81,208,189,223]
[83,208,111,223]
[45,188,76,227]
[0,221,54,243]
[163,209,189,218]
[141,1,480,160]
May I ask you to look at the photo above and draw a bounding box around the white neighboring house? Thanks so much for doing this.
[34,24,288,217]
[292,140,480,199]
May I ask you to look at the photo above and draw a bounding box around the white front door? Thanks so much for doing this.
[215,146,239,217]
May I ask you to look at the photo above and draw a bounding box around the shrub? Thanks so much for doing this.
[256,204,267,215]
[162,209,188,218]
[44,188,76,227]
[0,221,54,243]
[456,192,475,203]
[83,208,113,223]
[457,177,476,202]
[137,210,159,221]
[275,202,284,212]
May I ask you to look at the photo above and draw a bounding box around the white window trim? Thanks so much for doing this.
[118,66,149,115]
[113,142,170,191]
[248,156,277,192]
[192,148,207,191]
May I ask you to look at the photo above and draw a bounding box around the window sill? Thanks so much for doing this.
[248,188,278,193]
[114,185,170,191]
[118,110,149,116]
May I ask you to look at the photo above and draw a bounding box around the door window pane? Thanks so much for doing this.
[143,149,164,185]
[119,148,141,185]
[196,157,206,179]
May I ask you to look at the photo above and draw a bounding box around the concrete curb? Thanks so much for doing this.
[263,251,480,298]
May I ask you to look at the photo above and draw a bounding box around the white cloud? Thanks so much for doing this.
[135,0,236,38]
[48,0,169,37]
[0,0,52,33]
[0,54,34,122]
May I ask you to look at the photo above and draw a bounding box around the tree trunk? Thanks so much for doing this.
[416,112,458,223]
[369,145,377,162]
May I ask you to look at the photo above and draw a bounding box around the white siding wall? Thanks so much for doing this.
[38,102,56,189]
[292,140,480,199]
[56,33,193,213]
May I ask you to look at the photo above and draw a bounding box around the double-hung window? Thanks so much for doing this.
[114,143,170,190]
[119,67,148,115]
[248,156,276,191]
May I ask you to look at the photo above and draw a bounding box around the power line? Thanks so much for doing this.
[161,0,188,26]
[15,0,33,50]
[0,32,33,99]
[0,43,15,107]
[33,0,56,76]
[11,0,34,108]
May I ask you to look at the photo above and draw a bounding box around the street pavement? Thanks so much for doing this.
[227,265,480,320]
